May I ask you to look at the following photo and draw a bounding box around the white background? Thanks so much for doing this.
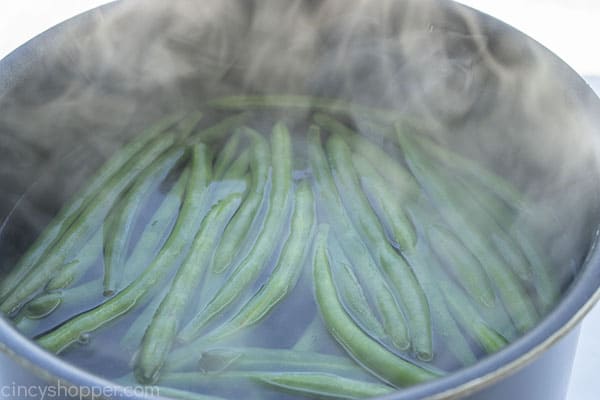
[0,1,598,399]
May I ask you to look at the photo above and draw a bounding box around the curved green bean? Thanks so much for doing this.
[328,235,386,340]
[121,168,190,287]
[161,370,392,400]
[313,113,419,200]
[199,180,314,343]
[188,113,251,145]
[351,152,417,251]
[0,112,185,303]
[326,133,431,360]
[36,143,212,353]
[307,126,410,353]
[396,123,539,333]
[312,225,441,387]
[45,229,102,292]
[213,130,243,179]
[103,146,185,296]
[178,122,293,342]
[135,192,243,384]
[211,127,270,274]
[221,148,251,180]
[427,224,496,308]
[1,134,177,315]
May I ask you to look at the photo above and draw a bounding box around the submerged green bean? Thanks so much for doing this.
[103,147,185,296]
[221,148,251,180]
[326,133,431,360]
[213,130,243,179]
[121,169,189,286]
[36,143,212,353]
[0,113,185,304]
[1,134,177,315]
[314,113,419,200]
[161,370,392,400]
[352,153,417,251]
[328,236,386,340]
[396,124,539,334]
[45,229,102,292]
[178,122,293,342]
[211,128,270,274]
[200,180,314,343]
[308,126,410,353]
[427,224,496,308]
[135,192,243,384]
[312,225,441,387]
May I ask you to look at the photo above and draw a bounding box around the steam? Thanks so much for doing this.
[0,0,599,391]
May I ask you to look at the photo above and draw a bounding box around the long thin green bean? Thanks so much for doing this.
[396,123,539,333]
[214,130,243,179]
[103,146,186,296]
[211,127,270,274]
[307,126,410,353]
[328,235,386,340]
[312,224,441,387]
[45,229,103,292]
[135,192,243,384]
[427,224,496,308]
[314,113,419,200]
[221,148,251,180]
[326,133,431,360]
[198,180,314,343]
[188,113,251,145]
[121,168,190,287]
[1,134,177,315]
[0,113,185,303]
[36,143,212,353]
[161,370,393,400]
[352,153,417,251]
[178,122,293,342]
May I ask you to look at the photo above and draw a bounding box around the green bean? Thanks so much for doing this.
[178,122,293,342]
[260,372,394,399]
[313,113,419,200]
[23,279,104,320]
[426,224,496,308]
[211,127,269,274]
[45,229,102,292]
[121,168,189,286]
[221,148,251,180]
[161,370,392,400]
[206,95,398,122]
[195,347,369,377]
[325,133,431,360]
[459,178,558,311]
[36,143,212,353]
[103,147,186,296]
[312,225,441,387]
[407,128,527,210]
[307,126,410,353]
[328,236,386,340]
[135,192,243,384]
[188,113,251,144]
[0,113,185,303]
[439,277,508,355]
[351,152,417,251]
[199,180,314,343]
[1,134,177,315]
[214,130,243,179]
[121,285,170,352]
[396,124,539,333]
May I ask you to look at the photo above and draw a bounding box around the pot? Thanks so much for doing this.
[0,1,599,399]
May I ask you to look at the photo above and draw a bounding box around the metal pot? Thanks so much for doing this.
[0,1,599,399]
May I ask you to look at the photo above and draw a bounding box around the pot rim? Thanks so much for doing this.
[0,1,600,399]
